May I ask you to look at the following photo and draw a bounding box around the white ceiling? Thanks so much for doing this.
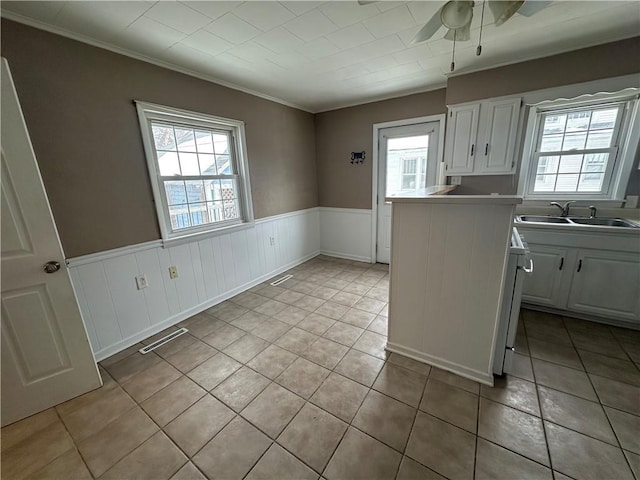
[2,1,639,112]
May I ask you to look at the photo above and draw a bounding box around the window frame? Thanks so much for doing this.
[136,101,254,242]
[519,92,640,204]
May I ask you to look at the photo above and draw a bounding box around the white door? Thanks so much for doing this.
[1,59,101,427]
[376,122,440,264]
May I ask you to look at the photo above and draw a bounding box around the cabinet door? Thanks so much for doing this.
[567,249,640,322]
[444,103,479,174]
[522,244,570,308]
[476,98,521,174]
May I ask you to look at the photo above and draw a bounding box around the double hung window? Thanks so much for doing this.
[523,94,639,201]
[136,102,253,240]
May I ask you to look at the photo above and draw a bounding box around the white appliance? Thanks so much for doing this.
[493,227,533,375]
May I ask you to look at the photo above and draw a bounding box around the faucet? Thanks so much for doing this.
[550,201,575,217]
[589,205,597,218]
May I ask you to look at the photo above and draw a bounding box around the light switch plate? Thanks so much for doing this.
[450,176,462,185]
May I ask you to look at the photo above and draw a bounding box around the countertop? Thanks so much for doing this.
[387,191,523,205]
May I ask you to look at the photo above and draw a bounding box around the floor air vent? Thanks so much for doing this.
[270,274,293,286]
[139,328,188,354]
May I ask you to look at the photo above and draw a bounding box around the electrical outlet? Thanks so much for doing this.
[135,274,148,290]
[450,176,462,185]
[168,266,178,279]
[269,236,275,246]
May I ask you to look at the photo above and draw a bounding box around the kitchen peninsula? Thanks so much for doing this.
[386,193,523,386]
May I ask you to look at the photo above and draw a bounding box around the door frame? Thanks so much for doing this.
[371,114,446,263]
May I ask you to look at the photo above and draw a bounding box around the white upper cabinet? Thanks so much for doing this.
[444,97,522,176]
[444,103,479,174]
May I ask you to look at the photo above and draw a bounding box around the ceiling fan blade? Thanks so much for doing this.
[357,0,378,4]
[489,0,524,26]
[411,7,444,44]
[517,0,552,17]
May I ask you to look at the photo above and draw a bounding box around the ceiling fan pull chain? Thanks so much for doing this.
[451,29,457,72]
[477,0,486,56]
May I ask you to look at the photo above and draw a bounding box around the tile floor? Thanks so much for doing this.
[2,255,640,480]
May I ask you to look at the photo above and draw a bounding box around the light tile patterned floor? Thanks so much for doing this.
[2,255,640,479]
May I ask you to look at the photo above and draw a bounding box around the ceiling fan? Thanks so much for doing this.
[358,0,550,71]
[410,0,551,45]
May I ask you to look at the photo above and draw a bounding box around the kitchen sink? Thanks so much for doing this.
[568,217,639,228]
[517,215,571,224]
[516,215,639,228]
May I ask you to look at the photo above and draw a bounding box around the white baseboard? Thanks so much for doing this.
[386,341,494,386]
[319,250,373,264]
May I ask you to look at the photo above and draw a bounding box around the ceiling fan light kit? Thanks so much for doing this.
[440,0,475,29]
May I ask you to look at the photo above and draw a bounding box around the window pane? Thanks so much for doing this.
[152,124,176,150]
[555,174,579,192]
[158,151,181,176]
[195,130,214,153]
[590,108,618,130]
[223,198,239,220]
[543,115,566,135]
[164,181,187,205]
[219,178,237,201]
[536,156,559,174]
[578,173,604,192]
[199,153,217,175]
[558,155,583,174]
[566,112,590,132]
[540,134,563,152]
[583,153,608,172]
[585,129,614,149]
[189,203,208,226]
[185,180,205,203]
[174,128,197,152]
[213,133,230,155]
[216,154,232,174]
[169,204,191,229]
[562,132,587,151]
[179,152,200,175]
[534,174,556,192]
[203,179,220,201]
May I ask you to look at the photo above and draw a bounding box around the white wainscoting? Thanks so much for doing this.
[319,207,373,263]
[68,208,320,361]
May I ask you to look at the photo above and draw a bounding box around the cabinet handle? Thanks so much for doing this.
[470,144,475,156]
[577,259,582,272]
[559,257,564,270]
[484,143,489,156]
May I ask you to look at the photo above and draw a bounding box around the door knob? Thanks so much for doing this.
[43,261,61,274]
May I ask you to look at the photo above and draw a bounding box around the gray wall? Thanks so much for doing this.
[315,89,447,209]
[1,19,318,257]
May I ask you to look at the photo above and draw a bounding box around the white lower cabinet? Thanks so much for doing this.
[522,245,572,308]
[566,249,640,322]
[519,226,640,326]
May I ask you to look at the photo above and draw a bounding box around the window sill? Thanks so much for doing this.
[161,221,255,248]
